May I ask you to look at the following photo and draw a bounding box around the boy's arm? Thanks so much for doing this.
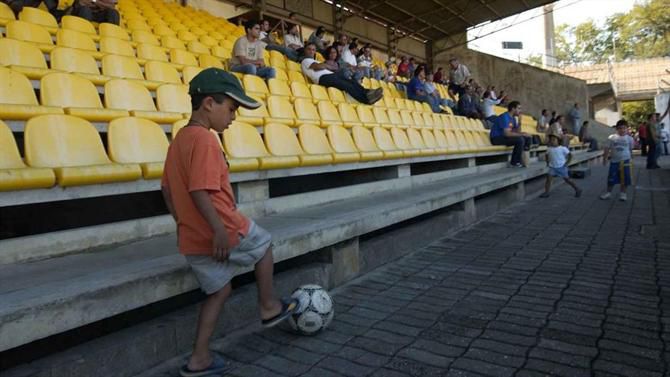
[602,147,609,165]
[565,151,572,167]
[190,190,231,262]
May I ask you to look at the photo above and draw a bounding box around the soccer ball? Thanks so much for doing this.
[287,284,334,335]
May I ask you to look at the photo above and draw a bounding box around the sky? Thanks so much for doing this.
[467,0,638,64]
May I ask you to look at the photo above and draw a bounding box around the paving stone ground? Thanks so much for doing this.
[145,156,670,377]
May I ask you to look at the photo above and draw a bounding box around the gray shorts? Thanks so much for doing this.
[186,221,271,294]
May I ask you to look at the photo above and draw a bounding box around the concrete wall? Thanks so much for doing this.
[434,44,589,122]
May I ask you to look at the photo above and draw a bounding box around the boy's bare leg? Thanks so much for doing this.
[563,177,579,192]
[188,283,232,370]
[620,184,627,193]
[544,175,552,193]
[255,247,283,319]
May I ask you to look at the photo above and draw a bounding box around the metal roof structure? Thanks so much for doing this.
[339,0,557,42]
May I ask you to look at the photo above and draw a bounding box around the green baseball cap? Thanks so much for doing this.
[188,68,261,109]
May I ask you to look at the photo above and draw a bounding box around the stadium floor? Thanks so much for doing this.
[141,155,670,377]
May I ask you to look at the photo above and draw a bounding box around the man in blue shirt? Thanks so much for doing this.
[490,101,531,167]
[407,66,441,113]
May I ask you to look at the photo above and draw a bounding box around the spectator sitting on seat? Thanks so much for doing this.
[260,20,300,62]
[307,26,328,56]
[579,121,599,151]
[481,90,502,125]
[396,56,410,79]
[433,67,444,84]
[406,67,440,113]
[301,42,383,105]
[229,20,276,80]
[72,0,119,25]
[537,109,549,133]
[549,115,570,146]
[487,85,497,100]
[425,73,452,111]
[357,45,381,80]
[457,85,481,119]
[282,23,304,60]
[448,58,470,96]
[337,34,348,47]
[489,101,531,168]
[323,45,340,72]
[408,57,416,78]
[339,42,363,82]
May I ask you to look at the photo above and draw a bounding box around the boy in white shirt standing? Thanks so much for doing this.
[600,120,635,201]
[540,134,582,198]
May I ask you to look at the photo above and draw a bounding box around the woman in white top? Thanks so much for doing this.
[481,91,502,122]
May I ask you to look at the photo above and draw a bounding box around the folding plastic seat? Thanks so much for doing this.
[219,38,234,50]
[105,79,183,123]
[381,94,396,109]
[274,68,288,81]
[268,51,286,70]
[132,30,160,46]
[61,16,98,39]
[182,66,203,83]
[371,126,403,159]
[453,130,474,153]
[223,121,298,171]
[243,74,270,99]
[156,83,190,117]
[195,54,222,70]
[0,2,15,27]
[107,117,169,179]
[288,70,306,84]
[0,39,50,79]
[199,35,218,47]
[268,78,293,101]
[54,29,103,60]
[153,25,177,38]
[443,130,462,153]
[170,48,198,68]
[170,22,188,33]
[420,102,432,113]
[0,120,55,191]
[327,125,371,162]
[233,95,266,127]
[337,103,363,128]
[102,55,160,89]
[162,36,186,51]
[390,128,421,157]
[100,37,136,57]
[369,79,381,89]
[190,27,207,37]
[327,87,347,104]
[386,109,406,129]
[24,114,142,186]
[18,6,57,33]
[406,128,436,155]
[41,73,129,122]
[393,98,407,110]
[0,67,62,120]
[286,60,301,72]
[50,47,110,85]
[137,42,170,62]
[187,40,209,55]
[178,29,197,42]
[351,126,384,161]
[356,105,379,128]
[372,107,393,129]
[211,46,231,60]
[433,129,453,154]
[433,113,447,129]
[420,129,446,154]
[145,60,182,84]
[419,112,435,128]
[318,101,344,127]
[100,23,132,42]
[289,82,314,103]
[400,110,416,128]
[264,123,331,167]
[126,19,151,32]
[6,21,54,53]
[310,84,330,102]
[298,124,356,164]
[361,77,371,89]
[293,98,322,127]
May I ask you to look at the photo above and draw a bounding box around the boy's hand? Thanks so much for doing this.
[213,229,231,262]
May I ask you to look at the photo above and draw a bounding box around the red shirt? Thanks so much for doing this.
[638,123,647,138]
[397,62,409,76]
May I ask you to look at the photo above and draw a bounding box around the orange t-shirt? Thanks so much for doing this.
[162,126,250,255]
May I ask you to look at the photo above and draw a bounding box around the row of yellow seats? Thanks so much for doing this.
[0,115,502,191]
[1,68,188,123]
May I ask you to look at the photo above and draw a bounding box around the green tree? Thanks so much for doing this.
[526,53,543,67]
[622,100,655,127]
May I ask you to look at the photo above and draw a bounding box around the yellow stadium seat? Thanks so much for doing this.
[0,67,63,120]
[162,36,186,51]
[199,35,218,47]
[126,19,151,32]
[145,60,182,84]
[394,98,407,110]
[198,54,224,69]
[286,60,301,72]
[56,29,102,59]
[268,78,293,100]
[178,30,197,42]
[433,129,452,153]
[386,109,406,129]
[318,101,344,127]
[293,98,321,127]
[421,112,435,128]
[433,113,446,128]
[274,68,288,81]
[380,94,395,109]
[137,44,169,62]
[170,48,198,67]
[298,124,355,164]
[361,77,371,89]
[100,37,136,57]
[356,105,379,128]
[328,125,369,161]
[310,84,330,102]
[187,40,209,55]
[61,16,97,38]
[107,117,169,179]
[407,128,436,155]
[190,27,207,36]
[243,74,270,99]
[0,120,56,191]
[6,21,54,52]
[372,107,393,129]
[211,46,231,60]
[24,115,142,186]
[132,30,160,46]
[0,39,50,79]
[372,126,403,159]
[153,25,176,38]
[50,47,110,85]
[421,102,432,113]
[443,130,460,153]
[18,6,57,33]
[338,103,363,128]
[100,23,131,41]
[289,82,314,102]
[0,2,16,27]
[219,38,234,50]
[452,130,474,153]
[327,87,346,103]
[351,126,384,161]
[41,72,128,122]
[411,112,426,128]
[223,121,298,171]
[286,71,304,84]
[421,129,447,154]
[264,123,331,167]
[236,95,268,126]
[182,66,204,84]
[400,110,416,128]
[102,54,146,80]
[156,84,190,117]
[105,79,183,123]
[268,51,286,70]
[391,128,421,157]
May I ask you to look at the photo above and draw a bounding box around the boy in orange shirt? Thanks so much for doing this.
[161,68,297,377]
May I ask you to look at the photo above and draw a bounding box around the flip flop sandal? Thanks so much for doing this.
[261,297,299,328]
[179,354,232,377]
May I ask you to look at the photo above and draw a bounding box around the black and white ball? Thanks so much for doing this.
[287,284,334,335]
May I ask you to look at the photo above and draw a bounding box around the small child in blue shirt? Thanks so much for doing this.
[540,134,582,198]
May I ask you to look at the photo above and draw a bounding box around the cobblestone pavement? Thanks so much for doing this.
[148,157,670,377]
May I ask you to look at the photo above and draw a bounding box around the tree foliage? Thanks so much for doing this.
[553,0,670,66]
[622,100,655,127]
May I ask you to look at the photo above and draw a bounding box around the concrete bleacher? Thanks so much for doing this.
[0,0,603,374]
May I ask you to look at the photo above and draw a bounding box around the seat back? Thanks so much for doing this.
[24,115,111,167]
[51,47,100,76]
[406,128,427,149]
[137,44,168,62]
[18,6,57,29]
[0,2,16,21]
[356,105,377,125]
[372,126,398,151]
[422,112,435,127]
[56,29,97,52]
[153,25,176,38]
[100,23,131,40]
[156,84,190,114]
[162,36,186,50]
[266,95,296,120]
[0,120,26,169]
[352,126,380,152]
[372,107,391,124]
[100,37,135,57]
[286,60,301,72]
[338,103,360,124]
[294,98,321,124]
[133,30,160,46]
[188,40,210,55]
[145,60,182,84]
[433,113,446,128]
[7,20,53,46]
[433,129,449,148]
[288,71,306,83]
[41,72,103,109]
[318,101,343,125]
[391,128,412,150]
[386,109,403,125]
[102,55,144,80]
[411,112,426,127]
[298,124,333,154]
[178,30,197,42]
[327,125,358,153]
[199,35,218,47]
[0,67,38,105]
[0,38,47,68]
[264,123,304,156]
[182,66,204,83]
[108,117,169,163]
[199,54,224,69]
[394,98,406,110]
[62,15,96,35]
[310,84,330,102]
[327,87,346,103]
[223,121,269,158]
[289,82,312,100]
[268,78,292,98]
[105,79,157,112]
[243,75,270,97]
[211,46,231,59]
[400,110,415,127]
[237,95,269,119]
[170,49,198,66]
[420,129,438,148]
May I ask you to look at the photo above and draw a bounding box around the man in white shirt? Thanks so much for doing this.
[259,20,301,62]
[229,20,276,80]
[283,24,304,53]
[448,58,470,96]
[481,90,502,123]
[339,42,363,82]
[301,42,382,105]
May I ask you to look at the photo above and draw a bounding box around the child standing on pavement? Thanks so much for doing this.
[161,68,297,377]
[600,120,634,201]
[540,134,582,198]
